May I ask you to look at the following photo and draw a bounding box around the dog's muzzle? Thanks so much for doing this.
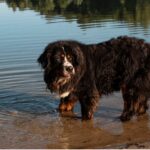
[61,57,75,78]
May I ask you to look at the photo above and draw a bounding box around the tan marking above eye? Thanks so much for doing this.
[61,54,65,58]
[67,55,72,60]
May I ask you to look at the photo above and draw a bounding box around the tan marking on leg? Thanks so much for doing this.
[59,101,74,111]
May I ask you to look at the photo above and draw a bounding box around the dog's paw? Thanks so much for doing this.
[59,101,74,111]
[120,111,133,122]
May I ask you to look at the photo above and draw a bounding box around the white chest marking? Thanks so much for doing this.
[60,91,70,98]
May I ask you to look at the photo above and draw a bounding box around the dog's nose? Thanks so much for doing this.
[65,66,73,73]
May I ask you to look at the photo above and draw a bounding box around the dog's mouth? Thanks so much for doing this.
[57,75,70,84]
[46,64,75,92]
[59,71,71,78]
[48,73,71,92]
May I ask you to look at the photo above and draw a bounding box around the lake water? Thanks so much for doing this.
[0,0,150,148]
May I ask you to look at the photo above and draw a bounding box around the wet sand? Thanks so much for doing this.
[0,92,150,149]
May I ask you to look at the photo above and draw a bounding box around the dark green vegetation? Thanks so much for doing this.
[3,0,150,28]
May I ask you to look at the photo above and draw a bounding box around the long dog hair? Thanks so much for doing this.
[38,36,150,121]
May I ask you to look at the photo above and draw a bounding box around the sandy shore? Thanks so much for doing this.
[103,141,150,149]
[0,92,150,149]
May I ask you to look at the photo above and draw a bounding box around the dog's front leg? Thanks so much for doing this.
[59,93,78,111]
[79,90,100,120]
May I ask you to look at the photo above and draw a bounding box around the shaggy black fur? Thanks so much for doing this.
[38,36,150,121]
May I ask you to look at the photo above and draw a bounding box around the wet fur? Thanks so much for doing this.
[38,36,150,121]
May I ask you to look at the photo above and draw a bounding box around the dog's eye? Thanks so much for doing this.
[67,55,72,61]
[53,54,61,63]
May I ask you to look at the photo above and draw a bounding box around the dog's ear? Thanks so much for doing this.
[37,52,48,69]
[72,44,85,67]
[38,43,54,69]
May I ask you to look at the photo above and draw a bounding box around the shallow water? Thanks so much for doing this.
[0,0,150,148]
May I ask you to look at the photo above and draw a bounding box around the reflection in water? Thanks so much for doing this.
[0,0,150,148]
[4,0,150,29]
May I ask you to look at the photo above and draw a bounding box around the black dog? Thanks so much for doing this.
[38,36,150,121]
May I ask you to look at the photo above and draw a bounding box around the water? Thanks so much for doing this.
[0,0,150,148]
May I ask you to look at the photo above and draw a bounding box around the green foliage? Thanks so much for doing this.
[4,0,150,28]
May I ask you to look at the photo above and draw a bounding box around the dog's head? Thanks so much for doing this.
[38,41,85,97]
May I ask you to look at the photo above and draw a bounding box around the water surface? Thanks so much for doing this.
[0,0,150,148]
